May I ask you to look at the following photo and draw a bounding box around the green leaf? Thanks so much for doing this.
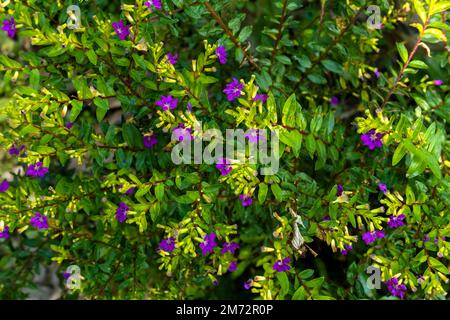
[409,60,428,69]
[305,134,316,159]
[86,49,98,65]
[292,286,306,300]
[298,269,314,279]
[413,0,427,24]
[396,42,408,63]
[271,184,283,201]
[276,272,290,297]
[150,202,161,222]
[276,55,292,65]
[258,183,268,203]
[392,142,407,166]
[238,25,253,42]
[122,123,143,148]
[429,257,449,274]
[93,98,109,122]
[19,124,40,137]
[321,59,344,74]
[155,183,164,201]
[304,276,324,288]
[29,69,40,90]
[430,2,450,15]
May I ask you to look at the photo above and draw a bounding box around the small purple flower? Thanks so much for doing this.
[362,230,384,245]
[125,187,135,195]
[2,17,16,39]
[243,279,253,290]
[145,0,162,11]
[187,102,192,111]
[199,233,217,255]
[65,122,74,129]
[143,133,158,149]
[434,80,443,86]
[159,237,176,252]
[0,180,9,193]
[378,183,388,194]
[341,244,353,256]
[336,184,344,197]
[245,129,266,144]
[112,20,130,40]
[228,260,238,272]
[216,46,227,64]
[434,236,445,244]
[167,52,178,65]
[239,194,253,207]
[423,233,430,242]
[374,68,381,78]
[212,280,219,286]
[172,123,193,142]
[216,158,232,176]
[386,277,407,299]
[273,257,291,272]
[63,271,71,280]
[254,94,268,102]
[330,96,339,106]
[26,162,49,178]
[9,144,25,156]
[30,212,49,230]
[223,78,244,101]
[387,214,405,229]
[222,242,239,255]
[116,202,129,223]
[361,129,384,150]
[417,274,426,284]
[0,226,9,239]
[322,216,331,221]
[156,95,178,111]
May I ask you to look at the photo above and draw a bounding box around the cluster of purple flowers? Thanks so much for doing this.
[0,180,9,193]
[112,20,130,40]
[199,233,217,255]
[362,230,385,245]
[159,237,176,252]
[221,241,239,255]
[385,277,407,299]
[156,95,178,111]
[216,46,227,64]
[215,158,232,176]
[336,184,344,197]
[116,202,129,223]
[273,257,291,272]
[26,162,49,177]
[172,124,193,142]
[143,133,158,149]
[145,0,162,11]
[387,214,406,229]
[30,212,48,230]
[167,52,178,65]
[341,244,353,256]
[2,17,16,38]
[9,144,25,156]
[0,226,10,239]
[223,78,244,101]
[239,194,253,207]
[360,129,384,150]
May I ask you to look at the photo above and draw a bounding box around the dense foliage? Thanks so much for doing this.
[0,0,449,300]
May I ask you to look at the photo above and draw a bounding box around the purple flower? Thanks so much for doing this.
[167,52,178,65]
[199,233,217,255]
[223,78,244,101]
[423,233,430,242]
[254,94,268,102]
[125,187,135,195]
[0,226,9,239]
[155,95,178,111]
[30,212,49,230]
[362,230,384,245]
[65,122,74,129]
[434,80,443,86]
[273,257,291,272]
[116,202,129,223]
[216,46,227,64]
[216,158,232,176]
[374,68,381,78]
[221,242,239,255]
[0,180,9,193]
[112,20,130,40]
[159,237,176,252]
[378,183,388,194]
[330,96,339,106]
[434,236,445,244]
[228,261,238,272]
[336,184,344,197]
[143,133,158,149]
[63,271,71,280]
[145,0,162,11]
[2,17,16,38]
[172,123,193,142]
[239,194,253,207]
[187,102,192,111]
[341,244,353,256]
[245,129,265,144]
[9,144,25,156]
[387,214,405,229]
[386,277,407,299]
[26,162,49,178]
[212,280,219,286]
[361,129,384,150]
[322,216,331,221]
[243,279,253,290]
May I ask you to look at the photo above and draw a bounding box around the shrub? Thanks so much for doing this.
[0,0,449,299]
